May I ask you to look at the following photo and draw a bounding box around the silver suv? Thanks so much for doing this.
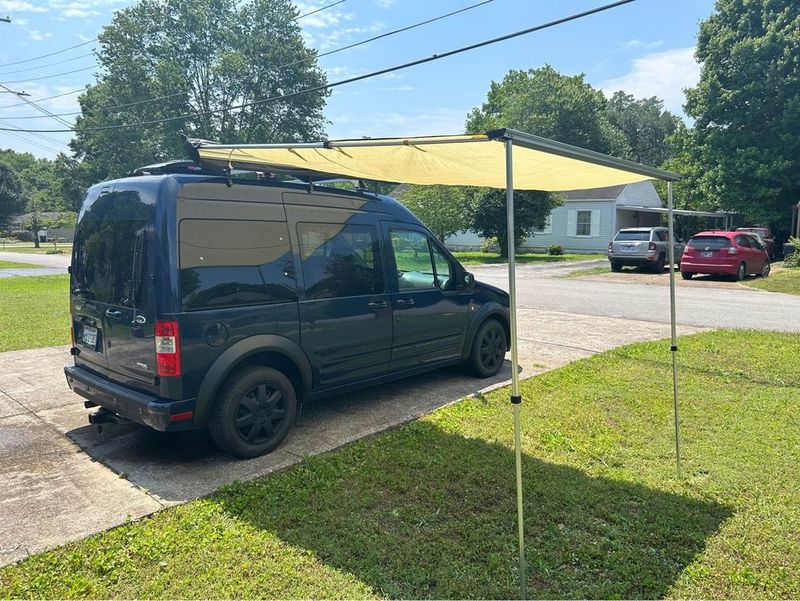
[607,227,684,273]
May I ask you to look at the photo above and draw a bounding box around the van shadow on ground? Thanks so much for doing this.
[65,362,519,503]
[214,420,732,600]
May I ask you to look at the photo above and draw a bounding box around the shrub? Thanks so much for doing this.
[480,236,498,253]
[548,244,564,256]
[10,230,32,242]
[784,237,800,268]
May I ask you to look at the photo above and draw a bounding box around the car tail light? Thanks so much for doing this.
[648,242,657,251]
[155,320,181,376]
[607,242,612,252]
[727,246,739,255]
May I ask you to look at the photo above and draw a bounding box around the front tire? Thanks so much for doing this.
[209,366,297,457]
[468,318,507,378]
[681,271,694,280]
[736,262,746,281]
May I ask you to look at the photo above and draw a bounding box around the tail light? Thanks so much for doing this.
[727,246,739,255]
[607,242,612,252]
[648,242,657,251]
[155,320,181,376]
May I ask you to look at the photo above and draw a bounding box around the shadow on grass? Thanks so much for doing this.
[216,420,731,600]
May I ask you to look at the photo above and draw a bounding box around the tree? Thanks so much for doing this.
[469,188,560,258]
[684,0,800,232]
[466,65,630,156]
[399,185,471,242]
[0,163,25,228]
[607,91,684,167]
[71,0,329,181]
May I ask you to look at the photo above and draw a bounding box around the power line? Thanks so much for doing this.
[0,128,64,154]
[0,83,73,127]
[0,38,96,68]
[0,119,69,152]
[0,64,96,85]
[3,0,495,121]
[0,87,85,109]
[0,52,95,77]
[295,0,347,20]
[1,0,639,134]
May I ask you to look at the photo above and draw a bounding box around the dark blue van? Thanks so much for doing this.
[65,168,510,456]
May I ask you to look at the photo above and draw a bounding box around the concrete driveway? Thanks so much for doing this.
[6,257,785,566]
[0,251,69,279]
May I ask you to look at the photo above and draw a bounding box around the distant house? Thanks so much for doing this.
[442,181,664,254]
[10,211,76,242]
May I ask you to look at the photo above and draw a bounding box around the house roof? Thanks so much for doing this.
[563,185,625,200]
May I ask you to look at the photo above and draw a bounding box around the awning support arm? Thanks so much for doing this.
[504,137,527,599]
[667,181,682,478]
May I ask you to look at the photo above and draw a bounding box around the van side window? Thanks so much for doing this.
[297,223,384,299]
[390,229,456,291]
[179,219,296,311]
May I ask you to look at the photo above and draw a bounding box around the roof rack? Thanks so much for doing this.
[130,160,226,177]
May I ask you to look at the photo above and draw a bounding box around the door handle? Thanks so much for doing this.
[396,298,415,307]
[105,309,123,319]
[367,300,388,309]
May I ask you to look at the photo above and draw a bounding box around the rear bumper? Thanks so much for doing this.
[680,260,737,275]
[64,364,195,431]
[608,254,657,266]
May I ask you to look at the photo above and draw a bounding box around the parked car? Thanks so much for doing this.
[65,162,510,457]
[735,226,776,259]
[680,231,770,280]
[607,227,684,273]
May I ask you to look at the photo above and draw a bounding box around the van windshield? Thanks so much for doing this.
[72,191,151,307]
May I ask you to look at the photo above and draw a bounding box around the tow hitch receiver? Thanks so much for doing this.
[88,407,132,432]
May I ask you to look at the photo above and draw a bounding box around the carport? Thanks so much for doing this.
[618,205,737,231]
[191,129,682,599]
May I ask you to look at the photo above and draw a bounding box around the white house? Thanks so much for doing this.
[444,181,663,254]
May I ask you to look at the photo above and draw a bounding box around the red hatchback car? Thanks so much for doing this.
[680,231,771,280]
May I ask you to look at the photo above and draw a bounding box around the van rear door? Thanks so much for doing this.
[71,182,158,393]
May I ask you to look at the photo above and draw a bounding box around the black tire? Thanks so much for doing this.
[610,261,623,272]
[653,253,665,273]
[760,259,771,278]
[209,366,297,457]
[681,271,694,280]
[468,318,507,378]
[736,262,746,281]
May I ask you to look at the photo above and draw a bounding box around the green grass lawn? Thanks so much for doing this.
[0,241,72,254]
[562,265,611,278]
[452,251,601,266]
[2,329,799,599]
[0,274,70,352]
[744,265,800,295]
[0,259,41,269]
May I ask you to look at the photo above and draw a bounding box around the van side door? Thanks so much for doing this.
[291,211,392,390]
[384,224,470,371]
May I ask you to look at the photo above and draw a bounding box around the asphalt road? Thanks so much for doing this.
[471,262,800,332]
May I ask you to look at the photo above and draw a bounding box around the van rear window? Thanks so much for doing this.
[71,191,150,307]
[179,219,296,311]
[614,231,651,241]
[688,236,731,250]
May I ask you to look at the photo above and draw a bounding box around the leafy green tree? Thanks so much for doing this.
[0,163,26,227]
[466,65,630,156]
[685,0,800,231]
[607,91,684,167]
[399,185,471,242]
[71,0,329,182]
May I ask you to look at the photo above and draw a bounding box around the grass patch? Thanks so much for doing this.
[0,274,70,352]
[0,242,72,254]
[744,265,800,296]
[452,251,601,266]
[2,330,800,598]
[0,259,41,269]
[561,265,611,278]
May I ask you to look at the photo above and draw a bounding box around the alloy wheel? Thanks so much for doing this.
[480,327,505,371]
[235,384,288,444]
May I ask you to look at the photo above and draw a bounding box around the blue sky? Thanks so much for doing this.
[0,0,716,159]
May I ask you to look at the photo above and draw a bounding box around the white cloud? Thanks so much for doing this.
[378,85,414,92]
[374,0,395,8]
[76,32,92,41]
[27,29,53,41]
[620,39,664,51]
[294,1,353,29]
[312,22,384,51]
[0,0,47,12]
[600,47,699,115]
[327,107,469,139]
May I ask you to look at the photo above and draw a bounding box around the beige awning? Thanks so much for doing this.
[194,129,680,192]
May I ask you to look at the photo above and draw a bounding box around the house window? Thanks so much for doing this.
[576,210,592,236]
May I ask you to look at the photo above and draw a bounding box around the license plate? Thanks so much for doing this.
[622,245,637,252]
[81,325,98,347]
[701,251,713,257]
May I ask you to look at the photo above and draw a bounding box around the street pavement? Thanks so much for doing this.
[2,259,792,566]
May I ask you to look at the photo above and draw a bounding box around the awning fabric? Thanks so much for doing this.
[194,129,679,192]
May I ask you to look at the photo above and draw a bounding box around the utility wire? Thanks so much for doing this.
[0,87,85,109]
[0,118,70,151]
[0,38,96,68]
[3,0,495,121]
[1,0,638,134]
[0,128,64,154]
[0,83,73,127]
[295,0,347,20]
[0,64,96,85]
[0,52,95,77]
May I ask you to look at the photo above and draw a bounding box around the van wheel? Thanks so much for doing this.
[736,262,746,281]
[209,367,297,457]
[468,318,507,378]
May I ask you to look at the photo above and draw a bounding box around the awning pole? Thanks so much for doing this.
[505,137,527,599]
[667,181,682,479]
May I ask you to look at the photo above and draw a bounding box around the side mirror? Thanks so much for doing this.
[463,272,475,290]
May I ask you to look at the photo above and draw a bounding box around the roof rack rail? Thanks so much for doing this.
[130,160,226,176]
